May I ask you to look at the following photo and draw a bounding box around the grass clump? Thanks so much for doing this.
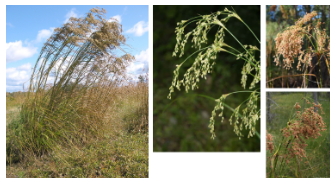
[7,6,132,162]
[266,93,330,178]
[6,7,148,178]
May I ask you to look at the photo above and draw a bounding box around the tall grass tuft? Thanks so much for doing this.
[266,93,329,178]
[6,7,134,164]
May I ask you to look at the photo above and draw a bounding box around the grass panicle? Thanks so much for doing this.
[168,8,260,140]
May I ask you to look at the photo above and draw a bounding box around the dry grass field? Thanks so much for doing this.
[6,81,148,178]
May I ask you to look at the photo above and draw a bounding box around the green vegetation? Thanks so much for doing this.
[169,7,260,140]
[6,7,148,178]
[153,5,260,151]
[7,83,148,178]
[266,92,330,178]
[6,92,26,125]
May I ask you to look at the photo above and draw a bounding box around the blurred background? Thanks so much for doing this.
[153,5,260,151]
[266,5,330,88]
[266,92,330,177]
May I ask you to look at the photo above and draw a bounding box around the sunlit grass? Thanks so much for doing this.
[6,82,148,178]
[6,7,148,178]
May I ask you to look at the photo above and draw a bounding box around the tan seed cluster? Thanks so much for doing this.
[266,131,274,153]
[274,11,330,71]
[281,100,326,161]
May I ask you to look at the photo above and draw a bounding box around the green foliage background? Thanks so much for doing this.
[153,5,260,151]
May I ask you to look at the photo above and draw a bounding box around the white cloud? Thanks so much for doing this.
[64,8,78,23]
[6,64,32,91]
[126,49,149,81]
[6,41,38,63]
[7,69,29,81]
[17,63,32,71]
[127,63,145,74]
[134,49,149,70]
[6,58,71,92]
[126,21,149,36]
[36,28,55,42]
[6,26,54,63]
[108,15,122,23]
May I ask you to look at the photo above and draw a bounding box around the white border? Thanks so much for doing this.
[2,1,332,181]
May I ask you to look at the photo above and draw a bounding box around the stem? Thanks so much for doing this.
[182,18,201,28]
[224,90,259,96]
[317,53,323,88]
[268,53,272,88]
[224,27,248,53]
[294,155,298,178]
[222,43,242,54]
[305,34,316,51]
[239,19,260,44]
[304,62,308,88]
[223,28,259,67]
[278,156,285,176]
[255,131,260,139]
[179,46,211,66]
[219,48,257,67]
[213,15,258,65]
[270,142,282,178]
[287,72,289,88]
[281,65,283,88]
[196,94,239,113]
[324,55,330,76]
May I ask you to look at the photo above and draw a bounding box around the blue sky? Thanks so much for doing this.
[6,5,148,92]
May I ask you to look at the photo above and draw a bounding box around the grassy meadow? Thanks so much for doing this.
[6,8,148,178]
[266,92,330,178]
[6,82,148,178]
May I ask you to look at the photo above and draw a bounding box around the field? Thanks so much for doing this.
[266,92,330,178]
[6,82,148,178]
